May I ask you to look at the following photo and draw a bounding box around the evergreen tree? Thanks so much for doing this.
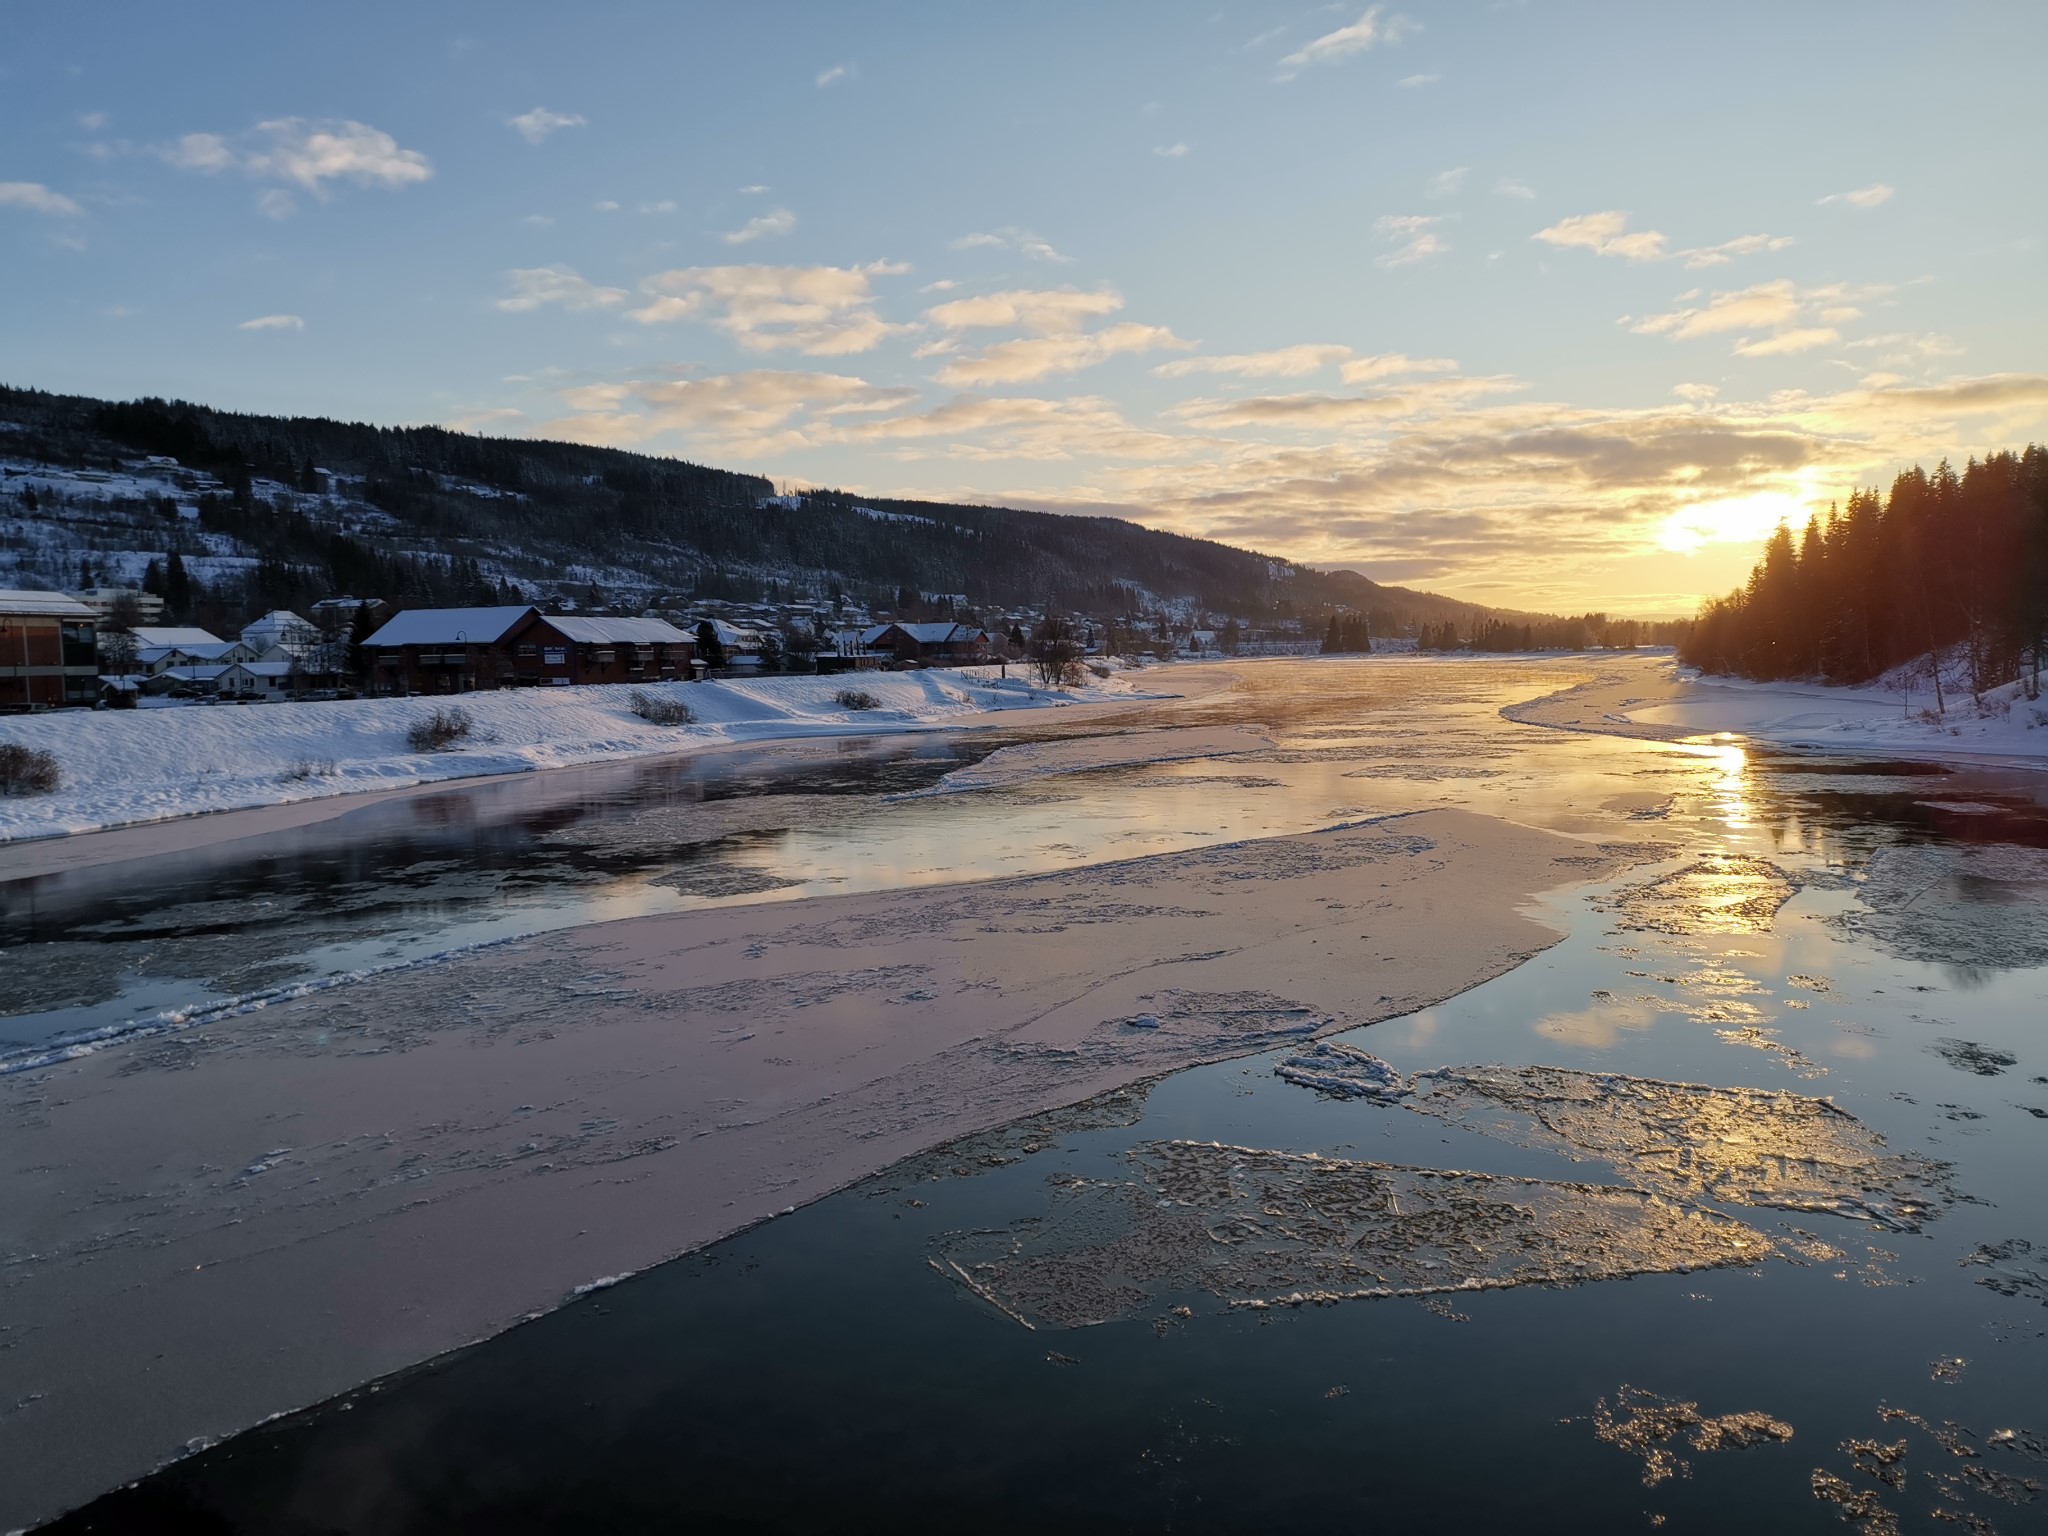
[165,550,192,619]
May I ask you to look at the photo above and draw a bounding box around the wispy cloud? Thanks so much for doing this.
[1375,213,1449,267]
[495,265,630,313]
[545,370,915,457]
[155,118,431,216]
[1154,344,1354,379]
[1818,183,1894,209]
[1731,327,1838,358]
[925,287,1125,334]
[508,107,586,145]
[0,181,83,217]
[949,226,1072,264]
[1493,177,1535,200]
[1426,166,1469,199]
[1397,72,1439,87]
[1339,352,1459,383]
[236,313,304,331]
[815,62,855,87]
[1154,142,1191,158]
[721,206,796,245]
[76,110,109,131]
[628,261,912,355]
[1678,233,1793,269]
[1533,211,1667,262]
[934,324,1192,387]
[1275,6,1417,81]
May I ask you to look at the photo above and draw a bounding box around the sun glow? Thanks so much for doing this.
[1657,490,1808,555]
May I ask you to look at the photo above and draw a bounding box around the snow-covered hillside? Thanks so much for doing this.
[0,669,1161,843]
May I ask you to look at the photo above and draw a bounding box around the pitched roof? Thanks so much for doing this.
[128,626,226,648]
[0,590,100,619]
[361,606,537,647]
[542,615,693,645]
[863,622,987,645]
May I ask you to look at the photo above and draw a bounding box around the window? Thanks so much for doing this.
[542,647,566,666]
[517,644,538,658]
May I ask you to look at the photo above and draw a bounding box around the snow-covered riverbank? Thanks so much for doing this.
[1511,654,2048,768]
[0,668,1162,845]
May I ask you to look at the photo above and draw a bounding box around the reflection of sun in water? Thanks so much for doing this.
[1658,490,1807,554]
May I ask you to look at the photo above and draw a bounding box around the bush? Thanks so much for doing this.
[1087,662,1112,679]
[0,743,60,796]
[835,688,880,711]
[279,757,337,783]
[629,690,693,726]
[406,706,474,752]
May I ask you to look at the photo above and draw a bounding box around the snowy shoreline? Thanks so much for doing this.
[0,667,1165,847]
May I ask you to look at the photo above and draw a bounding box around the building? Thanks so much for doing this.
[690,617,766,670]
[360,606,696,692]
[0,590,102,709]
[360,605,538,694]
[240,610,321,657]
[67,587,166,625]
[859,622,994,667]
[507,614,694,686]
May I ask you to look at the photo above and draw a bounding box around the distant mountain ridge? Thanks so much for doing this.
[1,383,1550,632]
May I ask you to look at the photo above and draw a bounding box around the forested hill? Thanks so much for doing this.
[1680,447,2048,694]
[0,383,1539,633]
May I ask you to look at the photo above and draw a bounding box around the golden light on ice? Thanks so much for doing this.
[1657,490,1808,555]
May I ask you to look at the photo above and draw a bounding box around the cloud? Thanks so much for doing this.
[1493,178,1535,200]
[1276,6,1417,80]
[842,393,1195,462]
[639,199,678,214]
[1154,142,1191,158]
[508,107,586,145]
[1671,382,1719,403]
[236,313,304,331]
[542,369,918,457]
[1677,233,1794,269]
[925,286,1124,334]
[1397,73,1439,87]
[738,184,770,195]
[721,206,796,245]
[1375,213,1449,267]
[1533,211,1668,262]
[1819,183,1894,209]
[593,199,620,212]
[1426,167,1469,199]
[1339,352,1459,383]
[523,213,554,228]
[949,226,1072,264]
[1154,344,1354,379]
[256,188,297,219]
[76,111,109,131]
[0,181,83,217]
[156,118,431,210]
[815,62,854,87]
[628,261,911,355]
[1732,327,1839,358]
[1172,373,1523,429]
[495,265,630,313]
[934,323,1193,387]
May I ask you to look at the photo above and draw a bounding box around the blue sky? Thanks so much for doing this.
[4,2,2044,614]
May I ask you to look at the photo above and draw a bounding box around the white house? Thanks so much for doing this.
[240,610,321,657]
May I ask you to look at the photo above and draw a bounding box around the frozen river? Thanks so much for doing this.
[11,656,2048,1533]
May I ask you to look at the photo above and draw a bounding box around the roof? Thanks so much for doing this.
[862,622,988,646]
[361,606,537,647]
[542,615,693,645]
[129,626,226,648]
[242,609,318,636]
[0,590,103,619]
[223,661,298,678]
[692,617,764,647]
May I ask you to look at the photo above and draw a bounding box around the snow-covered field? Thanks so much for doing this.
[1622,656,2048,765]
[0,668,1162,844]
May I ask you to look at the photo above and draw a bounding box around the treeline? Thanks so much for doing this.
[1320,614,1373,653]
[1680,448,2048,698]
[1416,613,1669,652]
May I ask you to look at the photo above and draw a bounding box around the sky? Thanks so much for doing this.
[4,2,2045,616]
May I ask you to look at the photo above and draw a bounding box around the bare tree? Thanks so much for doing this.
[1031,617,1084,688]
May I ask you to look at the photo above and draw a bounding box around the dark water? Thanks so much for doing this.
[18,660,2048,1532]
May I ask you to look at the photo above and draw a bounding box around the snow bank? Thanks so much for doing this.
[1621,658,2048,765]
[0,669,1165,844]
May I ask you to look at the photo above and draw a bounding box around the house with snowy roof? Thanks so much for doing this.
[240,610,321,657]
[859,622,993,667]
[360,605,695,692]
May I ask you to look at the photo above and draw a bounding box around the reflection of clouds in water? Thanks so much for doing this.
[1535,995,1657,1047]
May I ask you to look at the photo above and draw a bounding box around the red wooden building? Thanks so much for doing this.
[0,590,102,711]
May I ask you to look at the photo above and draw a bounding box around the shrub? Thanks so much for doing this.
[835,688,880,711]
[406,706,474,752]
[0,743,60,796]
[629,690,694,726]
[279,757,337,783]
[1087,662,1112,679]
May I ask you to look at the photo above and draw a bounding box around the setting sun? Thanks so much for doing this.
[1657,490,1809,555]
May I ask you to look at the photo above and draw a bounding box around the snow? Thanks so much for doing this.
[1620,657,2048,766]
[360,606,535,647]
[0,669,1168,844]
